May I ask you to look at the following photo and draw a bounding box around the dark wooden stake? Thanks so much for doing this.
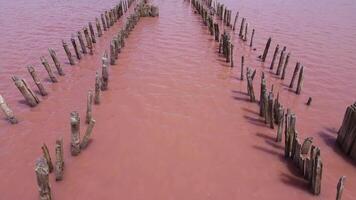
[41,144,53,173]
[270,45,279,70]
[289,62,300,88]
[261,37,271,62]
[77,31,87,54]
[296,66,304,94]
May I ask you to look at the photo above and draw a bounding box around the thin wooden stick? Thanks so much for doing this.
[270,45,279,70]
[94,72,101,105]
[281,52,290,79]
[296,66,304,94]
[88,22,96,43]
[336,176,346,200]
[96,18,103,37]
[232,12,239,31]
[41,143,54,173]
[250,29,255,47]
[83,28,93,55]
[241,56,244,80]
[86,90,93,124]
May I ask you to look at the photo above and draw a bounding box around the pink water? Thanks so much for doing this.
[0,0,355,199]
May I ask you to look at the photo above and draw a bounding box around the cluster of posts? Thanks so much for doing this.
[337,102,356,160]
[33,0,159,199]
[190,0,347,198]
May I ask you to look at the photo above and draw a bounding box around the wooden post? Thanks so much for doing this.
[110,42,116,65]
[243,22,248,41]
[232,12,239,31]
[276,106,284,142]
[268,91,274,129]
[281,52,290,79]
[289,62,300,88]
[48,48,65,76]
[247,70,255,102]
[27,66,48,96]
[241,56,244,80]
[276,47,286,75]
[101,13,107,31]
[40,57,58,83]
[41,144,54,173]
[105,11,110,29]
[62,40,75,65]
[35,157,52,200]
[80,119,96,150]
[336,176,346,200]
[88,22,96,43]
[270,45,279,70]
[83,28,93,55]
[312,155,323,195]
[77,31,87,54]
[230,44,234,68]
[0,95,18,124]
[250,29,255,47]
[70,111,81,156]
[296,66,304,94]
[102,55,109,91]
[259,73,266,117]
[239,18,245,38]
[307,97,312,106]
[261,37,271,62]
[71,36,81,60]
[55,138,64,181]
[86,90,93,124]
[12,76,40,107]
[94,72,101,105]
[96,18,103,37]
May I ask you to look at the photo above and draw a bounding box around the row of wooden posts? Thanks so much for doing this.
[192,0,346,198]
[0,0,137,124]
[34,1,159,199]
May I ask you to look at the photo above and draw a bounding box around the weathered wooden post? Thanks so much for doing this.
[230,44,234,68]
[239,18,245,38]
[232,12,239,31]
[83,28,93,55]
[71,36,81,60]
[86,90,93,124]
[296,66,304,94]
[12,76,40,107]
[77,31,87,54]
[214,23,219,42]
[55,138,64,181]
[261,37,271,62]
[88,22,96,43]
[96,18,103,37]
[102,54,109,91]
[35,157,52,200]
[48,48,65,76]
[70,111,81,156]
[289,62,300,88]
[243,22,248,41]
[105,11,110,29]
[336,176,346,200]
[41,144,53,173]
[268,91,274,129]
[40,57,58,83]
[110,42,116,65]
[241,56,244,80]
[0,95,18,124]
[247,72,255,102]
[62,40,75,65]
[276,106,284,142]
[27,66,47,96]
[94,72,101,105]
[311,155,323,195]
[80,119,96,149]
[281,52,290,79]
[259,73,266,117]
[250,29,255,47]
[101,13,107,31]
[270,45,279,70]
[276,47,286,75]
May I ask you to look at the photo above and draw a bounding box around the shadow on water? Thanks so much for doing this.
[243,115,266,127]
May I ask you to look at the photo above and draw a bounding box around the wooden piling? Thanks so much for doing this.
[241,56,244,80]
[232,12,239,31]
[12,76,40,107]
[311,155,323,195]
[80,119,96,150]
[239,18,245,38]
[77,31,87,54]
[102,55,109,91]
[296,66,304,94]
[94,72,101,105]
[289,62,300,88]
[243,22,248,41]
[276,47,286,75]
[214,23,219,42]
[336,176,346,200]
[268,91,274,129]
[276,106,284,142]
[230,44,234,68]
[101,13,107,31]
[83,28,93,55]
[27,66,48,96]
[261,37,271,62]
[0,95,18,124]
[71,36,81,60]
[48,48,65,76]
[250,29,255,47]
[105,11,110,29]
[62,40,75,65]
[307,97,312,106]
[55,138,64,181]
[41,144,53,173]
[86,90,93,124]
[70,111,81,156]
[270,45,279,70]
[281,52,290,79]
[88,22,96,44]
[259,73,266,117]
[96,18,103,37]
[110,42,116,65]
[35,157,52,200]
[41,56,58,83]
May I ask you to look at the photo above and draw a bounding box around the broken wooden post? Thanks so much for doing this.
[241,56,244,80]
[230,44,234,68]
[70,111,81,156]
[86,90,93,124]
[281,52,290,80]
[41,144,53,173]
[307,97,312,106]
[336,102,356,158]
[336,176,346,200]
[40,56,58,83]
[232,12,239,31]
[12,76,40,107]
[276,47,286,75]
[250,29,255,47]
[261,37,271,62]
[101,13,107,31]
[27,66,48,96]
[55,138,64,181]
[35,157,52,200]
[83,28,93,55]
[94,72,101,105]
[77,31,87,54]
[289,62,300,88]
[0,95,18,124]
[62,40,75,65]
[296,66,304,94]
[110,42,116,65]
[71,35,81,60]
[80,119,96,149]
[88,22,96,43]
[311,155,323,195]
[96,18,103,37]
[239,18,245,38]
[270,45,279,70]
[276,106,284,142]
[48,48,65,76]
